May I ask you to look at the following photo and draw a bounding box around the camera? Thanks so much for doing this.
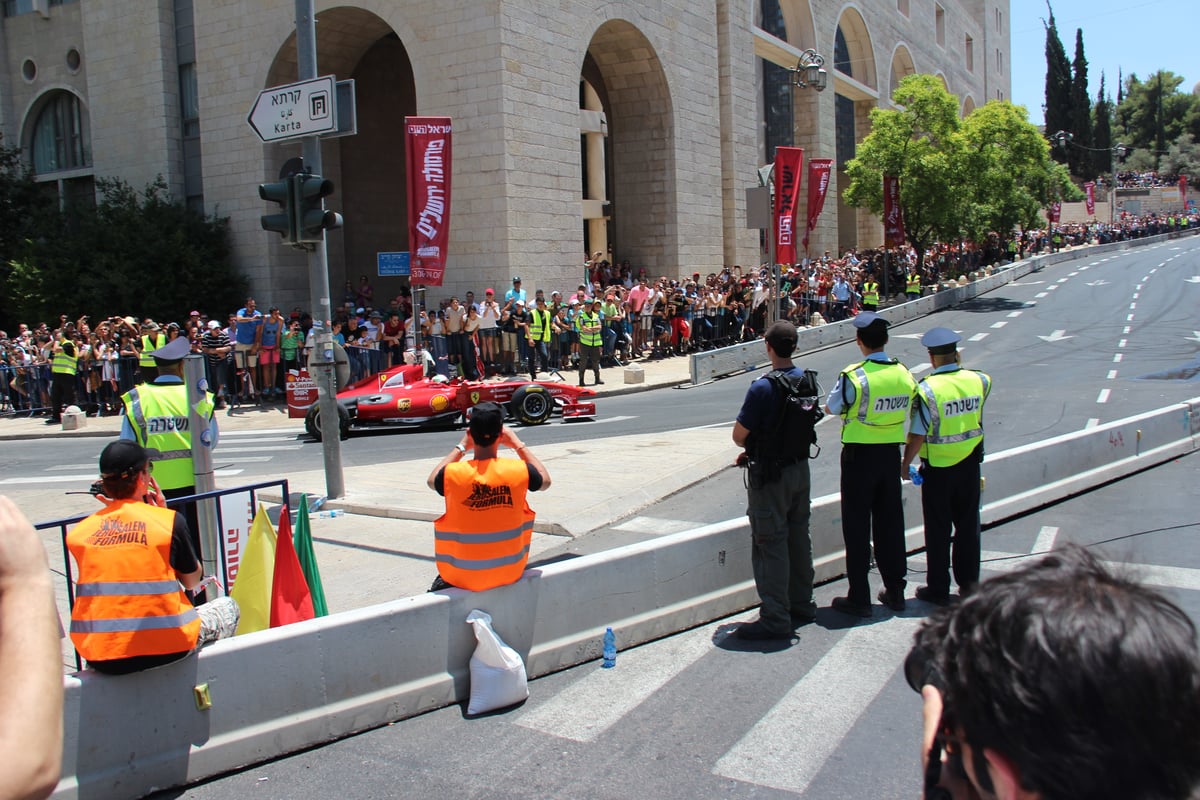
[904,624,945,693]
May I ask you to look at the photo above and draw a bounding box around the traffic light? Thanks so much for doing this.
[259,179,296,244]
[293,173,343,244]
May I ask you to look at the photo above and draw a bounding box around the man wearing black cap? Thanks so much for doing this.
[825,311,917,617]
[902,327,991,604]
[426,402,551,591]
[66,441,238,674]
[119,336,218,560]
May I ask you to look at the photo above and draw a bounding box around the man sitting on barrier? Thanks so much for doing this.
[426,402,551,591]
[67,441,239,674]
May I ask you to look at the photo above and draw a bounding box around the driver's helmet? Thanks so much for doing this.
[432,374,449,384]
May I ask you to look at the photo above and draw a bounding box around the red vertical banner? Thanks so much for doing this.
[1084,182,1095,216]
[405,116,453,287]
[803,158,833,252]
[773,146,804,265]
[883,175,906,247]
[1048,201,1061,224]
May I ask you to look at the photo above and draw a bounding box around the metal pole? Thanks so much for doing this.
[184,353,219,593]
[1110,146,1117,229]
[296,0,345,497]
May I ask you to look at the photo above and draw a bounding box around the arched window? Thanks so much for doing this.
[31,91,89,174]
[760,0,792,158]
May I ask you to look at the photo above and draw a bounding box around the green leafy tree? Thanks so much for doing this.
[0,136,58,329]
[1043,5,1073,162]
[1069,29,1094,179]
[1159,134,1199,184]
[7,176,247,325]
[843,74,966,272]
[1116,71,1197,171]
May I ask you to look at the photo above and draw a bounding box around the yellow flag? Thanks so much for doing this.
[229,504,278,635]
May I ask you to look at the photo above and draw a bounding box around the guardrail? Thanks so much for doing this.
[54,395,1200,799]
[689,227,1199,385]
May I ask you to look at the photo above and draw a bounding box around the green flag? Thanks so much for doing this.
[294,494,329,616]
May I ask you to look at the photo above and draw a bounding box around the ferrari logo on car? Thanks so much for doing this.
[431,394,449,412]
[470,391,480,404]
[396,398,411,411]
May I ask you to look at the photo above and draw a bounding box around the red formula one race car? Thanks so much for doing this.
[304,363,597,440]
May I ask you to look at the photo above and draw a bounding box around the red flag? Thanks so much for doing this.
[773,147,804,264]
[883,176,905,247]
[405,116,453,287]
[1048,201,1061,224]
[803,159,833,251]
[1084,182,1095,216]
[270,505,315,627]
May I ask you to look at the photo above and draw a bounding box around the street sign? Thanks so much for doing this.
[377,251,411,277]
[247,76,336,143]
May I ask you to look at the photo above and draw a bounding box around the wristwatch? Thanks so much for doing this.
[455,443,467,454]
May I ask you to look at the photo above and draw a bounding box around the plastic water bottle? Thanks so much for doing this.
[602,627,617,669]
[908,464,924,486]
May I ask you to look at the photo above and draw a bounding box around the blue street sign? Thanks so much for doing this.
[377,251,410,277]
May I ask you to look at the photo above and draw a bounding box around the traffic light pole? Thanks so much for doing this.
[296,0,344,498]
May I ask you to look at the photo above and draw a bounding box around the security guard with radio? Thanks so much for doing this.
[902,326,990,605]
[576,299,604,386]
[526,295,553,380]
[119,335,218,561]
[825,311,917,617]
[47,332,78,425]
[137,321,166,383]
[861,279,880,311]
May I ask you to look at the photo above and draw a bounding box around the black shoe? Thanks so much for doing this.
[915,586,951,606]
[45,418,60,425]
[734,620,793,641]
[877,586,907,612]
[831,596,872,618]
[594,378,604,385]
[790,612,817,628]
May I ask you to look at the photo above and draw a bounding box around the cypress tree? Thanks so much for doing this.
[1069,29,1094,178]
[1043,4,1073,163]
[1092,73,1113,180]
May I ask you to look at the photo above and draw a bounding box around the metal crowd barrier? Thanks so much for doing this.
[0,362,51,416]
[37,478,290,671]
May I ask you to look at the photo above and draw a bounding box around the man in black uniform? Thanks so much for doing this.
[731,321,817,640]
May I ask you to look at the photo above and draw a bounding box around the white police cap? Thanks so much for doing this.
[921,326,961,352]
[149,336,192,362]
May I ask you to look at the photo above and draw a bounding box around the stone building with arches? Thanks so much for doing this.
[1,0,1009,310]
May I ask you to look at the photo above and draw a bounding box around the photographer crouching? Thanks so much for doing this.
[907,545,1200,800]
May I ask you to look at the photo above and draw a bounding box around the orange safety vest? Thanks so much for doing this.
[433,458,535,591]
[67,499,200,662]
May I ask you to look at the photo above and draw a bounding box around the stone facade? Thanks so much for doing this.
[0,0,1009,312]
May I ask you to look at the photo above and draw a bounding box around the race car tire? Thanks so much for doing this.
[509,384,553,425]
[305,401,351,441]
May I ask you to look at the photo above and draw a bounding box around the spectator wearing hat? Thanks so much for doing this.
[504,276,526,306]
[136,321,166,384]
[201,319,232,409]
[477,289,501,371]
[902,327,991,605]
[575,298,604,386]
[825,312,917,617]
[67,441,238,674]
[426,402,551,591]
[119,336,218,561]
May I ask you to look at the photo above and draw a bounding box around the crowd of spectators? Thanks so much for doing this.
[1115,170,1184,189]
[3,210,1196,415]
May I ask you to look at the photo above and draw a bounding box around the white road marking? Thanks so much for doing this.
[1085,418,1100,428]
[1132,292,1140,300]
[1135,284,1143,291]
[990,321,1007,329]
[1123,326,1131,334]
[1057,278,1069,283]
[211,435,302,445]
[713,619,921,794]
[1129,302,1136,310]
[909,363,932,375]
[1032,526,1059,554]
[214,445,303,454]
[1007,311,1023,318]
[1113,353,1123,363]
[1047,285,1059,291]
[1127,314,1135,322]
[1107,370,1118,380]
[221,427,304,437]
[45,464,99,472]
[1118,339,1127,348]
[0,468,244,486]
[1097,389,1110,403]
[1068,272,1078,277]
[969,333,988,342]
[516,621,718,742]
[1035,292,1048,298]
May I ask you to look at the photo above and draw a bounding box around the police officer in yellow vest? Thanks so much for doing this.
[905,270,922,301]
[825,312,917,617]
[576,298,604,386]
[426,402,551,591]
[47,333,78,425]
[137,322,166,383]
[67,440,238,674]
[119,335,217,560]
[526,296,553,380]
[861,279,880,311]
[902,327,991,605]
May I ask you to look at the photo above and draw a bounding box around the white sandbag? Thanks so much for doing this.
[465,609,529,715]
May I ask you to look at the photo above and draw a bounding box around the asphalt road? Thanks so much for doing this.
[153,451,1200,800]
